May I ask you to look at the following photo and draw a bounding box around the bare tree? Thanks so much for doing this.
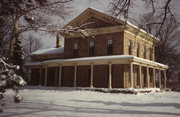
[155,18,180,83]
[22,35,43,63]
[108,0,177,37]
[134,12,180,87]
[0,0,73,61]
[109,0,180,87]
[23,35,43,54]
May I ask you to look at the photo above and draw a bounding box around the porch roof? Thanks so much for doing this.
[25,55,168,69]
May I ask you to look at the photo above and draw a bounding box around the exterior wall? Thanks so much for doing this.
[61,66,74,87]
[133,65,139,88]
[149,68,153,88]
[124,64,130,88]
[112,64,124,88]
[46,67,54,86]
[64,32,123,58]
[93,65,109,88]
[30,68,40,85]
[77,65,91,87]
[123,31,155,61]
[41,68,45,86]
[46,67,59,86]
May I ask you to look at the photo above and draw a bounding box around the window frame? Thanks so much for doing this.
[136,43,140,57]
[73,42,79,57]
[144,46,146,59]
[149,48,153,60]
[107,39,113,55]
[128,40,132,55]
[88,41,95,56]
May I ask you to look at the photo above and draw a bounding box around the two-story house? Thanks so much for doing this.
[26,8,168,89]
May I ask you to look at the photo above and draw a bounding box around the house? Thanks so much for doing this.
[25,8,168,89]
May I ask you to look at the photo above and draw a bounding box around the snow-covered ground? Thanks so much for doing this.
[1,87,180,117]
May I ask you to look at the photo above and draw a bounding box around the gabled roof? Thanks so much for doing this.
[64,7,159,41]
[64,7,126,28]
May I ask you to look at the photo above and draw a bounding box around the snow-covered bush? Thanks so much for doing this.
[0,56,26,112]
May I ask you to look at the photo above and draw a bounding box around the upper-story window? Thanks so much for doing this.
[149,48,153,60]
[128,40,132,55]
[89,41,94,56]
[143,46,146,59]
[137,43,140,57]
[73,43,78,57]
[107,39,113,55]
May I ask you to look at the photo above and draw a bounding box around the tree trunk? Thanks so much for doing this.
[9,12,19,62]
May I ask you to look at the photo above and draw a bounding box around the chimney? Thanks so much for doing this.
[56,35,62,48]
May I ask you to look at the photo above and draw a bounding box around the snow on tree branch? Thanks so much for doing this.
[0,56,26,112]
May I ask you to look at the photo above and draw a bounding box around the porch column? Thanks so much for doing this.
[139,65,142,88]
[44,67,47,86]
[153,68,156,88]
[163,69,167,88]
[159,69,161,88]
[39,67,42,86]
[108,63,112,89]
[74,64,77,87]
[90,63,94,88]
[146,67,149,88]
[130,63,134,88]
[58,65,62,87]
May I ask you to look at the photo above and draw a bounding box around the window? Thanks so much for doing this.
[73,43,78,56]
[107,39,113,55]
[128,40,132,55]
[149,48,153,60]
[137,43,140,57]
[143,46,146,59]
[89,41,94,56]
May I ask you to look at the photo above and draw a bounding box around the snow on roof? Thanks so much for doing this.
[31,47,64,56]
[43,55,134,64]
[24,62,42,66]
[126,22,159,40]
[25,55,168,68]
[133,56,168,68]
[42,55,168,68]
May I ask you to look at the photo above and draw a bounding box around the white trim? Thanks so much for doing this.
[26,55,168,69]
[124,30,153,44]
[90,63,94,88]
[108,63,112,89]
[74,65,77,87]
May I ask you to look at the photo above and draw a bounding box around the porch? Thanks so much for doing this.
[25,55,168,89]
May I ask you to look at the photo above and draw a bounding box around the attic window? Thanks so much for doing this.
[73,43,78,57]
[144,46,146,59]
[74,43,78,49]
[128,40,132,55]
[137,43,140,57]
[107,39,113,55]
[149,48,153,60]
[89,41,94,56]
